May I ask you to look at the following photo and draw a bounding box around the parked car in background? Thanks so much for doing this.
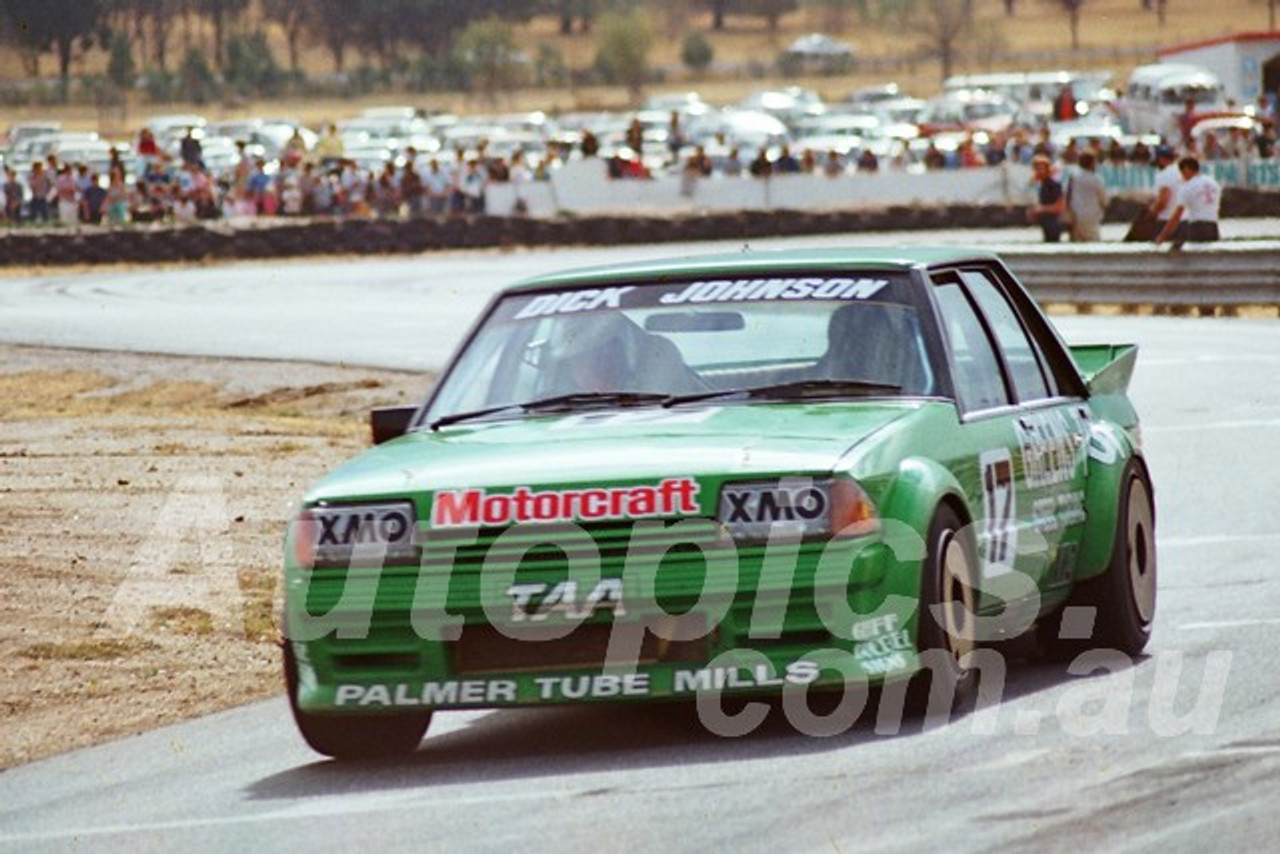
[688,108,792,156]
[781,33,855,75]
[738,87,828,129]
[643,92,713,121]
[1,121,63,156]
[916,90,1019,137]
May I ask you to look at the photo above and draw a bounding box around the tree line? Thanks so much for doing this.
[0,0,1185,104]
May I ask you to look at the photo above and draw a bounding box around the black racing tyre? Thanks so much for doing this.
[284,644,431,760]
[1038,462,1156,659]
[904,504,979,717]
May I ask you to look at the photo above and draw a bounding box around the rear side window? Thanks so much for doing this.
[932,278,1009,412]
[959,270,1053,402]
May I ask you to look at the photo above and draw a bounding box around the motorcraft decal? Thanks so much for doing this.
[431,478,700,528]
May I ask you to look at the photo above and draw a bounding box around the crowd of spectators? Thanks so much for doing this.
[2,91,1276,229]
[0,128,558,228]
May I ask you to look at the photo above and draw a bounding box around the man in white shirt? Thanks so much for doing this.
[1155,156,1222,250]
[1148,145,1181,233]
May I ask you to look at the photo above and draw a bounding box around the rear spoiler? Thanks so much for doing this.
[1069,344,1138,396]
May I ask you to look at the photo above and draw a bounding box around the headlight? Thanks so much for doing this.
[290,501,418,569]
[716,477,878,542]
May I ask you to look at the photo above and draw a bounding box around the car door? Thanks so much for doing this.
[929,268,1088,619]
[956,268,1089,595]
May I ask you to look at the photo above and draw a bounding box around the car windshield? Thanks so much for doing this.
[424,273,934,426]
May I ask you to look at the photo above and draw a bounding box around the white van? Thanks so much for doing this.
[1122,63,1226,140]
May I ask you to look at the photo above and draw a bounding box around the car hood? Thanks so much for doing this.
[305,403,917,508]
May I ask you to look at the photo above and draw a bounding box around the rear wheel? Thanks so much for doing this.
[1039,462,1156,659]
[284,644,431,760]
[905,504,978,717]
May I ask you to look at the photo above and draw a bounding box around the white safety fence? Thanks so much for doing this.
[489,158,1280,219]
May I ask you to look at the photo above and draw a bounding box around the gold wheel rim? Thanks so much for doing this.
[1127,479,1157,624]
[940,530,976,666]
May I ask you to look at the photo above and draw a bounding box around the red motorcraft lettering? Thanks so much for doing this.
[431,478,700,528]
[432,489,481,527]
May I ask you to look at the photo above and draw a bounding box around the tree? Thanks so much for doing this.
[399,0,541,59]
[557,0,597,35]
[103,0,146,70]
[594,7,653,103]
[148,0,177,72]
[196,0,249,70]
[917,0,973,82]
[178,44,219,103]
[298,0,348,72]
[225,30,285,97]
[533,42,568,87]
[1056,0,1083,50]
[0,0,107,99]
[456,16,525,106]
[261,0,309,72]
[738,0,798,31]
[106,30,136,90]
[706,0,728,30]
[653,0,693,40]
[811,0,860,31]
[682,31,714,73]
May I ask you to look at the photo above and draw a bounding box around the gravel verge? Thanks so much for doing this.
[0,343,429,768]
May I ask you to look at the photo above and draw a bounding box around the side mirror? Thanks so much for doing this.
[370,406,418,445]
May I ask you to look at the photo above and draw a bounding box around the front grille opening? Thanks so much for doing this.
[746,629,834,651]
[450,617,712,676]
[331,652,421,672]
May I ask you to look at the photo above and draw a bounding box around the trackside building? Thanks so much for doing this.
[1157,31,1280,104]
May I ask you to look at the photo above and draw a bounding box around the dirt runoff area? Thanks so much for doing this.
[0,344,429,769]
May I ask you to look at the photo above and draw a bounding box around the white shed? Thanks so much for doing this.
[1157,31,1280,105]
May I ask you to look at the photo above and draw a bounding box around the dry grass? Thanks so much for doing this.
[0,345,427,769]
[20,638,160,661]
[150,606,216,636]
[2,0,1267,135]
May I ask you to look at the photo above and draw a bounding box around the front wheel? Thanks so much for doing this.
[284,644,432,760]
[905,504,979,717]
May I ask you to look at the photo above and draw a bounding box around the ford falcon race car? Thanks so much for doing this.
[283,248,1156,759]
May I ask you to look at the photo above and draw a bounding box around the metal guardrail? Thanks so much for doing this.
[1002,247,1280,309]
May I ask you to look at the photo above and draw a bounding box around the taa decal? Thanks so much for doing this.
[506,579,624,622]
[980,448,1017,578]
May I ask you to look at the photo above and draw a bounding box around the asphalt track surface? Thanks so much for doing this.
[1,231,1279,852]
[1,219,1277,371]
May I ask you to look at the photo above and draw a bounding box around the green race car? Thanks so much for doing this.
[283,248,1156,758]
